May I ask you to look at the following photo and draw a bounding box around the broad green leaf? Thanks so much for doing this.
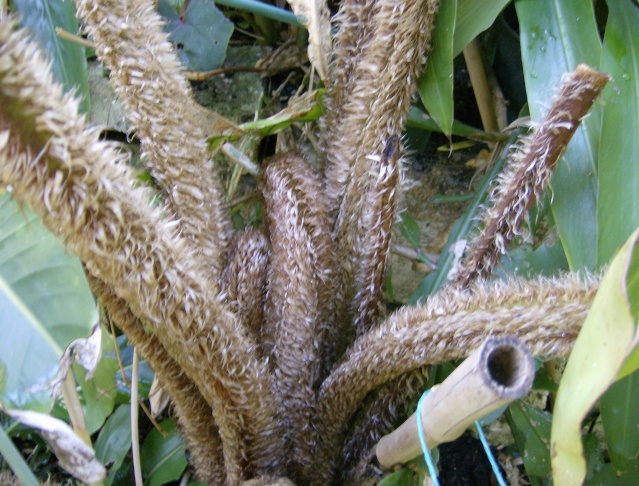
[583,433,605,481]
[13,0,90,113]
[141,418,188,486]
[95,404,132,486]
[600,370,639,473]
[74,328,118,435]
[551,229,639,486]
[114,335,154,402]
[453,0,511,56]
[0,194,97,411]
[586,455,639,485]
[419,0,457,136]
[597,0,639,265]
[506,402,552,478]
[159,0,233,72]
[499,242,569,278]
[516,0,602,270]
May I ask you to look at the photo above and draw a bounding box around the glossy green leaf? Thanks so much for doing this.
[95,404,132,486]
[453,0,511,56]
[516,0,602,270]
[551,229,639,486]
[141,418,188,486]
[0,194,97,411]
[600,370,639,473]
[506,402,552,478]
[586,454,639,485]
[114,335,154,402]
[419,0,457,136]
[597,0,639,265]
[74,328,118,435]
[13,0,90,113]
[159,0,233,71]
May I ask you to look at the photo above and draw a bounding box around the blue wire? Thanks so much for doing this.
[475,420,508,486]
[416,391,441,486]
[416,389,508,486]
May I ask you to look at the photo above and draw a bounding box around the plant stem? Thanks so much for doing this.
[61,370,91,446]
[463,39,500,134]
[214,0,302,27]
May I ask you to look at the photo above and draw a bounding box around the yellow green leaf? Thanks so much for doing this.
[551,229,639,485]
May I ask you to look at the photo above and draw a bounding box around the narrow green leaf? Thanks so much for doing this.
[141,418,188,486]
[0,194,97,411]
[13,0,90,113]
[453,0,511,56]
[398,214,421,249]
[95,404,132,486]
[516,0,602,270]
[409,129,520,302]
[600,370,639,473]
[506,402,552,478]
[418,0,457,136]
[596,0,639,265]
[0,424,39,486]
[406,106,507,143]
[551,229,639,486]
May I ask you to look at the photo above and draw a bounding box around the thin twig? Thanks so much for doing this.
[55,27,95,49]
[185,65,263,81]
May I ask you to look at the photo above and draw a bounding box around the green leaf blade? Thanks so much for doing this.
[13,0,90,113]
[141,418,188,486]
[0,194,97,411]
[95,404,132,486]
[419,0,457,136]
[596,0,639,266]
[551,229,639,485]
[453,0,510,56]
[600,371,639,473]
[161,0,234,72]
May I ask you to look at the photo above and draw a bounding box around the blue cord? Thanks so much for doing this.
[416,391,441,486]
[416,389,508,486]
[475,420,508,486]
